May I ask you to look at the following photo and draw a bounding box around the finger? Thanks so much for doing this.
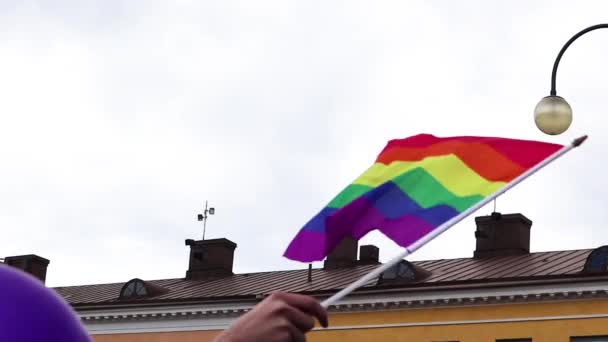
[278,303,314,332]
[272,292,328,328]
[285,322,306,342]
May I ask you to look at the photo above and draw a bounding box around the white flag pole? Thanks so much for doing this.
[321,135,587,309]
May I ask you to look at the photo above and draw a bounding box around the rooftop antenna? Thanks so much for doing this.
[307,264,312,282]
[197,200,215,240]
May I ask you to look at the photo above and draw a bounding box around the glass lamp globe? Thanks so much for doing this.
[534,95,573,135]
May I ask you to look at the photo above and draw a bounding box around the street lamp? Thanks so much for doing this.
[534,24,608,135]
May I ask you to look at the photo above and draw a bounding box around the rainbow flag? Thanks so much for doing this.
[284,134,563,262]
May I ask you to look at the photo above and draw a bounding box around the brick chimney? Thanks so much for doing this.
[3,254,50,284]
[323,237,380,269]
[324,236,358,269]
[185,238,236,280]
[474,212,532,258]
[359,245,380,264]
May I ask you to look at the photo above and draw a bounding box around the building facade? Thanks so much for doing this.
[5,213,608,341]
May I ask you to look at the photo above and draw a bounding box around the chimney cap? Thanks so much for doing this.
[185,238,237,248]
[475,212,532,225]
[4,254,50,265]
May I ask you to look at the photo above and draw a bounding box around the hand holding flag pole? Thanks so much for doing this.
[319,135,587,308]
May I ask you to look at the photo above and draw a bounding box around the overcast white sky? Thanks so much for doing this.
[1,1,608,287]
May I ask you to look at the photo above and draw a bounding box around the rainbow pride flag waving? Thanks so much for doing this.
[284,134,563,262]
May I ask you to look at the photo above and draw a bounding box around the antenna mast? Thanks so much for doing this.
[197,200,215,240]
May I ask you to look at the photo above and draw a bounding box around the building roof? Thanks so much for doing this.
[53,248,607,308]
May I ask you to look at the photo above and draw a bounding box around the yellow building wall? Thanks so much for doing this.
[92,299,608,342]
[93,330,220,342]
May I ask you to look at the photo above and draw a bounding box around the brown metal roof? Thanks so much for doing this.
[53,249,602,307]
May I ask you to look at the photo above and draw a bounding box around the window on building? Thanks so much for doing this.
[118,278,170,300]
[571,337,608,342]
[120,278,148,299]
[497,339,532,342]
[583,246,608,273]
[377,260,430,285]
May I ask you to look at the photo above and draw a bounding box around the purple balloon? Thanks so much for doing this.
[0,264,90,341]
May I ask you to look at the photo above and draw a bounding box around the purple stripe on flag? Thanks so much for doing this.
[283,230,326,262]
[285,196,452,261]
[328,197,441,252]
[377,216,437,248]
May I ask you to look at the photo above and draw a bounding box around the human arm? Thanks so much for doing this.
[213,292,328,342]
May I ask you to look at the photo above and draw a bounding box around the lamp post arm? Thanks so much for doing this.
[550,24,608,96]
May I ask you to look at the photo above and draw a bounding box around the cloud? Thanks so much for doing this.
[1,0,607,286]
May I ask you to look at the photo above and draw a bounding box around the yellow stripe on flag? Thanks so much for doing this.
[353,154,506,197]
